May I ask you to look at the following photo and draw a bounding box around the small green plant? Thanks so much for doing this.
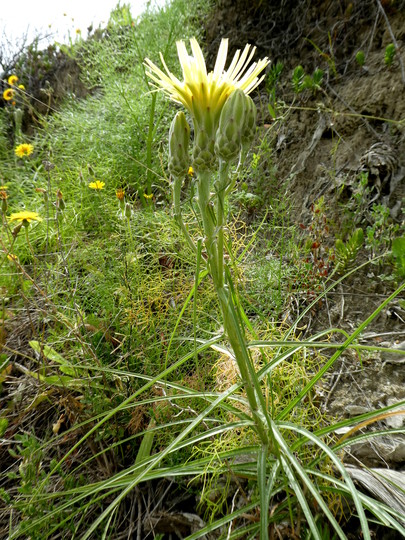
[292,65,305,93]
[384,43,396,67]
[355,50,365,67]
[266,60,283,119]
[292,65,324,94]
[335,228,364,272]
[366,203,399,258]
[297,196,334,301]
[392,236,405,279]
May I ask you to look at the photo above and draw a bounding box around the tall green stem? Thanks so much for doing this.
[197,169,270,444]
[173,176,197,254]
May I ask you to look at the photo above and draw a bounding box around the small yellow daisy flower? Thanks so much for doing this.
[15,144,34,158]
[89,180,105,190]
[18,84,25,90]
[3,88,15,101]
[116,188,125,200]
[143,192,154,199]
[188,166,194,177]
[7,253,19,263]
[8,211,42,224]
[8,75,18,86]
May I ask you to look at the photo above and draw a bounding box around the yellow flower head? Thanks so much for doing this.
[8,75,18,86]
[7,253,19,263]
[188,166,194,177]
[143,192,154,199]
[15,143,34,158]
[0,189,8,200]
[116,188,125,200]
[144,38,269,134]
[89,180,105,190]
[3,88,15,101]
[18,84,25,90]
[8,211,42,224]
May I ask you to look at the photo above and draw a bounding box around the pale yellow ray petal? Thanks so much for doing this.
[176,40,190,75]
[226,44,252,80]
[159,52,182,86]
[225,48,241,79]
[190,37,208,81]
[230,45,256,81]
[213,38,229,78]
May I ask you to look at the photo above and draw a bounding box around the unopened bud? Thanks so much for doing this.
[125,202,132,219]
[192,129,215,171]
[42,160,55,171]
[36,187,48,202]
[14,108,23,135]
[0,190,8,213]
[168,112,190,178]
[241,95,257,151]
[12,223,23,237]
[215,89,246,162]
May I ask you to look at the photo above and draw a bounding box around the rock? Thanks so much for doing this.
[346,467,405,521]
[382,341,405,365]
[345,405,370,416]
[346,436,405,467]
[385,398,405,429]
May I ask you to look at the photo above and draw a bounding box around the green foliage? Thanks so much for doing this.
[292,65,324,93]
[392,236,405,279]
[292,65,305,93]
[335,228,364,272]
[266,60,283,119]
[355,50,365,67]
[384,43,396,66]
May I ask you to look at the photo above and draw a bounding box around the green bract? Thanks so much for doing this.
[168,111,191,178]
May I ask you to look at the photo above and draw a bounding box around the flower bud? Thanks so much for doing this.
[12,223,23,237]
[168,112,190,178]
[125,202,132,219]
[241,94,257,152]
[214,89,246,162]
[192,129,215,171]
[14,108,23,136]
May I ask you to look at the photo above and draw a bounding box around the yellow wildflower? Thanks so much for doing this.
[8,211,42,224]
[116,188,125,200]
[15,144,34,157]
[7,253,19,263]
[3,88,15,101]
[89,180,105,190]
[8,75,18,86]
[143,192,154,199]
[188,166,194,177]
[144,38,269,133]
[18,84,25,90]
